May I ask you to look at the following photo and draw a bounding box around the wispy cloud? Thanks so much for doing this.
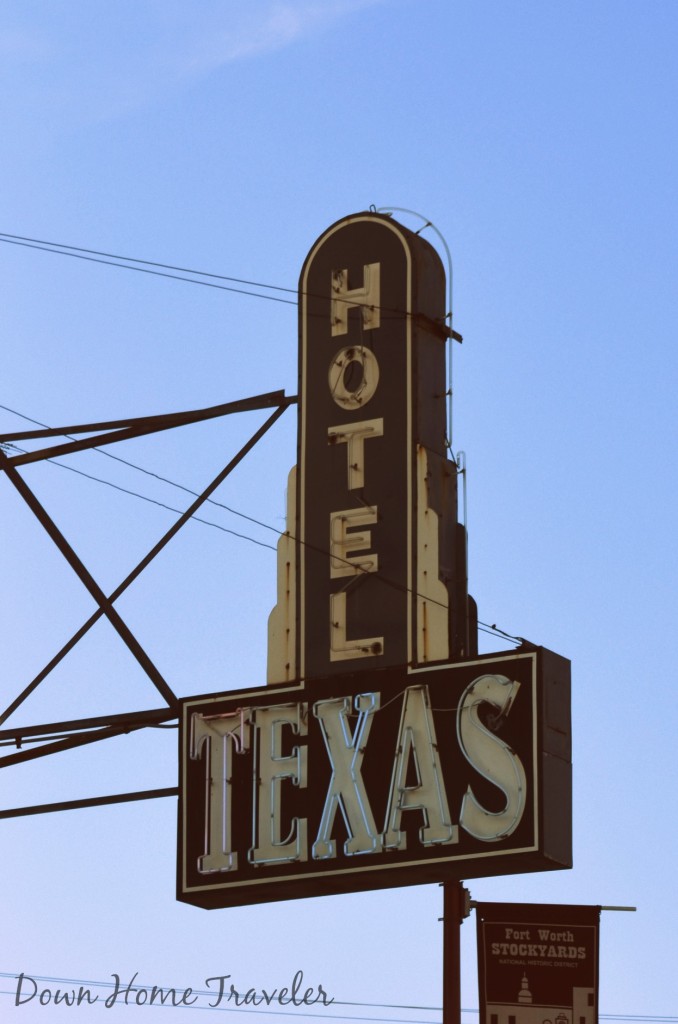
[1,0,386,129]
[174,0,385,76]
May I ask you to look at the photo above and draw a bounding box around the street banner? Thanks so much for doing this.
[476,902,600,1024]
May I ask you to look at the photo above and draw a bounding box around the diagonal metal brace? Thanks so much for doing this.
[0,445,178,708]
[0,389,293,464]
[0,399,293,724]
[0,389,289,440]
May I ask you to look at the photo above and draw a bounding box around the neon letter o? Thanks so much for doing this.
[328,346,380,410]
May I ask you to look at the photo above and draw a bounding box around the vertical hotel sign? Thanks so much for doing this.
[267,212,472,683]
[177,212,572,909]
[476,903,600,1024]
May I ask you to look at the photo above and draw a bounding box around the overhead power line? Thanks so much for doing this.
[0,230,460,341]
[0,402,523,649]
[0,230,297,294]
[0,402,524,648]
[0,232,298,306]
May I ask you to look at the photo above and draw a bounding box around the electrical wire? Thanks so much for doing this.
[0,679,500,746]
[0,230,459,332]
[0,402,281,540]
[0,402,524,649]
[0,231,298,294]
[12,447,278,552]
[0,234,298,306]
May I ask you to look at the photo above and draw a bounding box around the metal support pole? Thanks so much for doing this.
[442,881,463,1024]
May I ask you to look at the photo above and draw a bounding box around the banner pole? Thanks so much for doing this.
[443,881,463,1024]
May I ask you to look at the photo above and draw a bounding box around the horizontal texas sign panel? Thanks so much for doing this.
[177,648,571,909]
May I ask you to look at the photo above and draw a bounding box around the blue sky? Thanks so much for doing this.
[1,0,677,1020]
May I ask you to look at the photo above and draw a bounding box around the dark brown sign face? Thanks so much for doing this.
[476,903,599,1019]
[300,219,413,677]
[267,212,473,687]
[177,649,571,909]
